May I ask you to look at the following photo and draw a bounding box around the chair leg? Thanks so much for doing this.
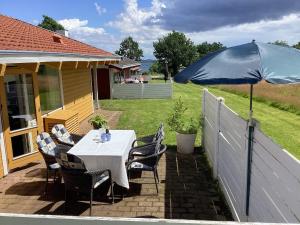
[90,188,93,216]
[53,170,57,183]
[64,188,67,214]
[153,171,158,195]
[111,181,114,204]
[45,169,49,195]
[155,169,160,183]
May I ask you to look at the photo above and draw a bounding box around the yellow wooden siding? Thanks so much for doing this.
[61,69,94,122]
[44,109,79,135]
[0,145,4,177]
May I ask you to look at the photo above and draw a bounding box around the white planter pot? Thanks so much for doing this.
[176,132,197,154]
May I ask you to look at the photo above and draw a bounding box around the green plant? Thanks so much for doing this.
[89,115,107,129]
[167,97,201,134]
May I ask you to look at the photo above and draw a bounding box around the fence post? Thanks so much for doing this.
[213,97,224,178]
[201,89,207,152]
[245,119,259,220]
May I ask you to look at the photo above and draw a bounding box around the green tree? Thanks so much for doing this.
[149,61,164,74]
[38,15,65,31]
[272,40,289,47]
[115,37,143,61]
[153,31,198,76]
[197,42,226,58]
[293,42,300,49]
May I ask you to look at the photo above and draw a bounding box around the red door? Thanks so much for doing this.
[97,68,110,99]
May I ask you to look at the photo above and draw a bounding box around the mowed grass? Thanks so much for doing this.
[100,83,300,159]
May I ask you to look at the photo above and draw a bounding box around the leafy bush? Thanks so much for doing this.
[167,97,201,134]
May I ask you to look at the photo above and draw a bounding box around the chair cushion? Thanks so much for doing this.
[36,132,57,156]
[52,124,75,146]
[129,162,153,171]
[49,163,60,170]
[94,174,110,188]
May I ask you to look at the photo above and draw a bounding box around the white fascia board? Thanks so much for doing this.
[0,50,120,64]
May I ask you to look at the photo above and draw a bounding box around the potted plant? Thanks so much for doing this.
[89,115,107,129]
[167,98,201,154]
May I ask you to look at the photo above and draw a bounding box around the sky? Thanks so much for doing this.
[1,0,300,59]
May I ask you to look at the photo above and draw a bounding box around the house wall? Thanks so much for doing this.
[61,68,94,122]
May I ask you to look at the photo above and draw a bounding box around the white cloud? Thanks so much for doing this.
[187,13,300,47]
[58,18,119,53]
[94,2,107,15]
[59,18,88,30]
[107,0,168,58]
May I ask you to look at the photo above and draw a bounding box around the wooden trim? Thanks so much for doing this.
[32,71,43,132]
[77,61,90,69]
[104,60,111,65]
[44,61,63,70]
[61,61,79,70]
[0,64,6,76]
[16,63,40,73]
[0,76,12,169]
[10,127,38,138]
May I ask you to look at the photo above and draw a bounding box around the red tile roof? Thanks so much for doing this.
[0,15,114,57]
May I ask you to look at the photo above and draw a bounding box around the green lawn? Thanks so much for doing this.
[100,83,300,159]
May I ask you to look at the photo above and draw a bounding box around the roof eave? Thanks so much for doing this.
[0,50,121,64]
[110,63,141,70]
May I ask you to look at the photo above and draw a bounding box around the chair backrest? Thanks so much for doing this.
[52,124,75,146]
[36,132,58,167]
[56,152,85,170]
[36,132,57,156]
[55,152,90,191]
[153,123,164,142]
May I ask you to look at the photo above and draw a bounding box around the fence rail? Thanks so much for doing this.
[202,89,300,223]
[112,83,172,99]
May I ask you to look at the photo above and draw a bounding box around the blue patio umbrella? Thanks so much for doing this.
[174,40,300,215]
[175,40,300,123]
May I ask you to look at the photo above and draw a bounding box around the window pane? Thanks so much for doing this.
[4,74,37,131]
[38,65,62,114]
[11,132,34,158]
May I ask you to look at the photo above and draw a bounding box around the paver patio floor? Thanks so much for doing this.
[0,149,231,220]
[0,109,232,220]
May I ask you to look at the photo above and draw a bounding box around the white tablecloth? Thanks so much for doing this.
[68,130,136,189]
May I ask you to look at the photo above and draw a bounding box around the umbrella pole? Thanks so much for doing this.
[246,84,254,216]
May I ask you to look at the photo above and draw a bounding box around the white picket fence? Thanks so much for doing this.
[202,89,300,223]
[112,83,172,99]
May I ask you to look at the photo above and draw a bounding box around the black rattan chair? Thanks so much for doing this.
[36,132,70,195]
[127,141,167,195]
[56,152,114,216]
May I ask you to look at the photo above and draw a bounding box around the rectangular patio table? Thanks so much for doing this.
[68,129,136,189]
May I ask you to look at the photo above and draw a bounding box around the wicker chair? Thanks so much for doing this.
[36,132,70,194]
[56,152,114,216]
[51,124,82,147]
[127,139,167,195]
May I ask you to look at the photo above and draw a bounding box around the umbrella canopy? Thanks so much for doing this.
[174,41,300,85]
